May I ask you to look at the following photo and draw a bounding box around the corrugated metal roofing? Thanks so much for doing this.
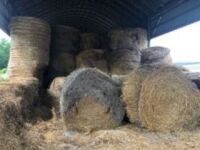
[1,0,199,38]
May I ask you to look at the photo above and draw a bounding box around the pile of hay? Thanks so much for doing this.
[122,65,160,125]
[60,68,125,132]
[109,28,148,51]
[80,33,100,50]
[184,72,200,89]
[110,49,141,75]
[7,17,50,81]
[141,46,172,65]
[139,66,200,132]
[48,77,65,118]
[76,49,109,73]
[0,78,39,120]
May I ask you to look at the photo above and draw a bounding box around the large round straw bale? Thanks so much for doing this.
[109,28,148,51]
[110,49,141,75]
[7,17,50,81]
[60,68,125,132]
[48,77,65,118]
[76,49,109,73]
[80,33,100,50]
[139,66,200,132]
[122,65,160,125]
[51,25,80,54]
[141,46,172,65]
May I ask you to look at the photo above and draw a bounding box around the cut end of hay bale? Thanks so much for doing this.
[60,68,125,132]
[139,66,200,132]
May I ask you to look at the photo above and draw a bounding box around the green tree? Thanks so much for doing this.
[0,38,10,69]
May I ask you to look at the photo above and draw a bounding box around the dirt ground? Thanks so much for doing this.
[24,117,200,150]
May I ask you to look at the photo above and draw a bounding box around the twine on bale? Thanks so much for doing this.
[76,49,109,73]
[139,66,200,132]
[7,17,51,81]
[60,68,125,132]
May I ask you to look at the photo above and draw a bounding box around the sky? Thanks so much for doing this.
[0,29,10,40]
[151,21,200,63]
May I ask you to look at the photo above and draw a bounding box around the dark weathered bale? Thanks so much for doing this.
[48,77,65,118]
[7,17,51,81]
[109,28,148,51]
[80,33,100,50]
[122,65,160,125]
[76,49,109,73]
[60,68,125,132]
[184,72,200,89]
[51,25,80,54]
[110,49,141,75]
[141,47,172,65]
[139,66,200,132]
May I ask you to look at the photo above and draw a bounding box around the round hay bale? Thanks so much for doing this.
[141,47,173,65]
[60,68,125,132]
[139,66,200,132]
[7,17,51,81]
[122,65,160,125]
[50,52,76,75]
[80,33,100,50]
[109,28,148,51]
[110,49,141,75]
[51,25,80,54]
[76,49,109,73]
[48,77,65,118]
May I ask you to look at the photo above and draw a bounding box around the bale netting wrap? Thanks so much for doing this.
[51,25,80,54]
[110,49,141,75]
[109,28,148,51]
[76,49,109,73]
[80,33,100,50]
[139,66,200,132]
[7,16,50,80]
[60,68,125,132]
[141,46,172,65]
[48,77,65,118]
[122,65,160,125]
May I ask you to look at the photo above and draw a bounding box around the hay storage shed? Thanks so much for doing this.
[0,0,199,38]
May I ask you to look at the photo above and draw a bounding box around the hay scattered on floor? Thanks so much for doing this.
[60,68,125,132]
[76,49,109,73]
[122,65,160,125]
[139,66,200,132]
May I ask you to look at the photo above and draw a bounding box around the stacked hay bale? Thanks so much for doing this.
[60,68,125,132]
[7,17,51,82]
[109,28,147,75]
[48,77,65,118]
[76,49,109,73]
[123,65,200,132]
[48,25,79,83]
[80,33,100,50]
[77,32,108,73]
[141,46,172,65]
